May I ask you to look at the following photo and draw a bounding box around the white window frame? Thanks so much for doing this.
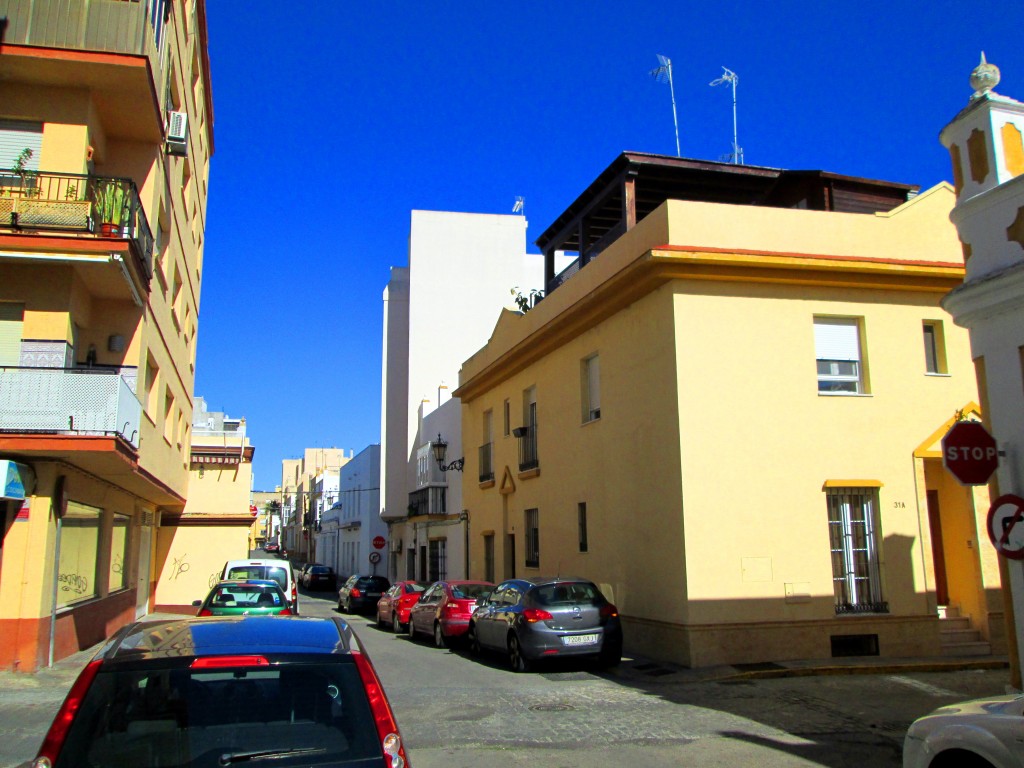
[814,317,864,395]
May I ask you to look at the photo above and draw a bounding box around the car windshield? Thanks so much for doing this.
[451,584,491,600]
[226,566,288,592]
[57,661,382,768]
[532,582,605,606]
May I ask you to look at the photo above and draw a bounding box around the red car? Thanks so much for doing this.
[407,580,494,648]
[376,580,429,633]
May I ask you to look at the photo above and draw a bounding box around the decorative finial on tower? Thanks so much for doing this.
[970,52,1000,99]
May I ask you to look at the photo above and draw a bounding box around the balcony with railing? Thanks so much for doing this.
[514,424,539,473]
[0,366,142,448]
[0,0,166,88]
[1,170,154,280]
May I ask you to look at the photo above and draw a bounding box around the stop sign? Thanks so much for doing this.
[372,535,386,550]
[942,421,999,486]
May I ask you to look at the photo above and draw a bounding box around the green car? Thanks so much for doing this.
[193,579,293,616]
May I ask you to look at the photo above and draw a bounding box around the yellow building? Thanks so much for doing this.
[456,153,999,667]
[0,1,213,670]
[153,398,255,613]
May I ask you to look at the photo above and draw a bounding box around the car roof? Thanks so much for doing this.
[214,579,279,587]
[97,616,356,665]
[501,577,594,587]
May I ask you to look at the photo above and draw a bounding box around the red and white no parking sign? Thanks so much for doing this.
[986,494,1024,560]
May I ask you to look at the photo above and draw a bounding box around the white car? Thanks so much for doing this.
[903,694,1024,768]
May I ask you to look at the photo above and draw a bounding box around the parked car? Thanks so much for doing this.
[376,581,429,633]
[263,541,280,553]
[222,558,298,614]
[338,574,391,614]
[192,579,292,616]
[903,693,1024,768]
[468,577,622,672]
[301,564,338,591]
[407,580,493,647]
[28,615,410,768]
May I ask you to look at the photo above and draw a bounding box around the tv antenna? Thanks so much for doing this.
[650,54,681,157]
[710,66,743,164]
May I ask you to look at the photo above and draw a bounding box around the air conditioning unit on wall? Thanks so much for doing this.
[166,110,188,156]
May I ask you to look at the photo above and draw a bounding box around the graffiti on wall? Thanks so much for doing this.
[58,572,89,595]
[169,554,190,581]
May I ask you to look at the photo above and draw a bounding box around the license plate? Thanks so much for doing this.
[367,593,381,599]
[562,634,599,646]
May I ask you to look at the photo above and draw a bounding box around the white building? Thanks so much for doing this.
[319,444,384,578]
[379,210,569,582]
[940,56,1024,686]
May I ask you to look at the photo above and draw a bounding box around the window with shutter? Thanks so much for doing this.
[814,317,865,394]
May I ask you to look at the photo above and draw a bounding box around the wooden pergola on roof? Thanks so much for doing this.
[536,152,919,295]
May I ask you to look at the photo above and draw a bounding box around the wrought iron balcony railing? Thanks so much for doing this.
[514,424,539,472]
[0,366,142,448]
[0,169,154,277]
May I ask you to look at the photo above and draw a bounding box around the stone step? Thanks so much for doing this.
[940,641,992,657]
[937,605,961,619]
[938,616,972,631]
[941,628,982,644]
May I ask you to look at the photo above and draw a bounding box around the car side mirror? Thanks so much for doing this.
[192,600,202,607]
[475,596,487,606]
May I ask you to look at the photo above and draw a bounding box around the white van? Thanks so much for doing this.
[221,558,298,613]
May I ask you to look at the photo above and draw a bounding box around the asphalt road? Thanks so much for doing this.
[0,577,1012,768]
[302,588,1012,768]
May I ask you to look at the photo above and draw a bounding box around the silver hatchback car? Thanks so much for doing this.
[467,577,622,672]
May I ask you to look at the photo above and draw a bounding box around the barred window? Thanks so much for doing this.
[826,487,887,614]
[428,538,447,581]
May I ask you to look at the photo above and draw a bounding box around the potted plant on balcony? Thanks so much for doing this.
[95,181,129,236]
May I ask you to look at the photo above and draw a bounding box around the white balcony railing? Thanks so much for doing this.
[0,367,141,448]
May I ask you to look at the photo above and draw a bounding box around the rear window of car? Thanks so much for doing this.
[209,584,283,608]
[57,661,382,767]
[532,582,605,607]
[357,578,389,590]
[311,567,332,575]
[451,583,491,600]
[226,566,289,592]
[404,583,427,594]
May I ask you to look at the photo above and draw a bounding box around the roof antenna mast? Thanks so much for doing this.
[650,54,681,157]
[710,66,743,164]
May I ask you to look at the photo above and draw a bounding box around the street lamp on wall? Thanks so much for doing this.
[431,433,464,472]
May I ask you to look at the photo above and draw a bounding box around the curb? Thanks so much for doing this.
[715,658,1010,681]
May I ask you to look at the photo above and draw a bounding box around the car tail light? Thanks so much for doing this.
[190,655,270,669]
[33,658,103,768]
[600,604,619,619]
[522,608,553,622]
[197,608,213,617]
[351,588,362,598]
[291,584,298,603]
[352,652,409,768]
[442,601,460,615]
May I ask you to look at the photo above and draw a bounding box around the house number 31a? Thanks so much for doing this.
[893,501,906,509]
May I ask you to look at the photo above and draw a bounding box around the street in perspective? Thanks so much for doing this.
[0,570,1011,768]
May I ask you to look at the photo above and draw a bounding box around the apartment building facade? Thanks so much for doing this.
[280,448,349,562]
[315,444,383,578]
[456,153,995,667]
[379,210,564,585]
[0,0,213,670]
[153,397,254,612]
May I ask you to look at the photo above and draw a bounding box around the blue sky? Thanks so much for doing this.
[196,2,1024,490]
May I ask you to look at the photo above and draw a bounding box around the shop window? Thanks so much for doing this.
[58,501,101,608]
[109,513,130,592]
